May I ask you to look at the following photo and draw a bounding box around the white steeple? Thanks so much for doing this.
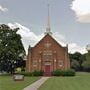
[45,4,52,35]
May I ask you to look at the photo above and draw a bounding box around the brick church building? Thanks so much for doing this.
[26,5,70,75]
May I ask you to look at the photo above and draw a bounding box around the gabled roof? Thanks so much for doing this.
[33,33,66,49]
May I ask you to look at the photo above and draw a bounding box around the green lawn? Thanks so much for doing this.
[39,72,90,90]
[0,76,40,90]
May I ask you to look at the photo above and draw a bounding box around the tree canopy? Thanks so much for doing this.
[82,51,90,72]
[0,24,25,73]
[69,52,86,71]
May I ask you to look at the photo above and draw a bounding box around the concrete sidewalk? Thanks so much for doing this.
[23,77,49,90]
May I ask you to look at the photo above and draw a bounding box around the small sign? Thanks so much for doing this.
[13,75,24,81]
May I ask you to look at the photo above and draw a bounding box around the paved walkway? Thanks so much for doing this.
[23,77,50,90]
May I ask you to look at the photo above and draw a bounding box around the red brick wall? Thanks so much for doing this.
[26,34,70,72]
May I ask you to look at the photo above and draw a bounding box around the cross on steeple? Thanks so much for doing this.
[45,4,52,35]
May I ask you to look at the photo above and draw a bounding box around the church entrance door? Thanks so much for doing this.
[44,65,51,76]
[43,51,52,76]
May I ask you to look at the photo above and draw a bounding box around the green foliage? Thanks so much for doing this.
[69,52,86,71]
[82,52,90,72]
[14,70,43,76]
[71,60,80,71]
[83,61,90,72]
[52,69,63,76]
[32,70,43,76]
[62,69,76,76]
[17,72,33,76]
[52,69,76,76]
[0,24,25,73]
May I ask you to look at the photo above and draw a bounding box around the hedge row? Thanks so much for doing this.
[17,69,75,76]
[52,69,76,76]
[17,70,43,76]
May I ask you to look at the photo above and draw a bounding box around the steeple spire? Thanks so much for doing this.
[45,4,52,35]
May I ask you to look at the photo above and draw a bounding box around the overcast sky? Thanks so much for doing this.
[0,0,90,54]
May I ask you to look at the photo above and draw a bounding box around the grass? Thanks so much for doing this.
[39,72,90,90]
[0,76,40,90]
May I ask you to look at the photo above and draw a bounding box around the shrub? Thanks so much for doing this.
[52,69,63,76]
[32,70,43,76]
[52,69,76,76]
[16,70,44,76]
[16,72,33,76]
[62,69,76,76]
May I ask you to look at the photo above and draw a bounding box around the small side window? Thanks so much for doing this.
[58,60,63,67]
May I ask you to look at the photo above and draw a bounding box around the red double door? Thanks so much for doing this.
[44,65,51,76]
[43,54,52,76]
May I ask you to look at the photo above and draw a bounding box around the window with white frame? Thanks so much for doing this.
[58,60,63,67]
[33,60,37,67]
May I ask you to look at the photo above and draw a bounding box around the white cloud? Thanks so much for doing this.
[0,5,8,12]
[71,0,90,23]
[53,32,66,46]
[8,22,87,54]
[68,43,87,54]
[8,23,43,54]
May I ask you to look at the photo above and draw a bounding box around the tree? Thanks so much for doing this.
[71,59,80,71]
[82,51,90,72]
[0,24,25,73]
[69,52,86,71]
